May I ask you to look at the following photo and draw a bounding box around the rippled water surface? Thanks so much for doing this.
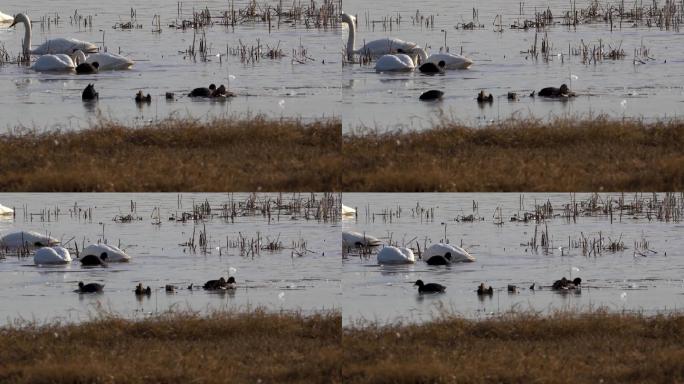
[342,0,684,131]
[343,193,684,325]
[0,1,341,130]
[0,193,340,324]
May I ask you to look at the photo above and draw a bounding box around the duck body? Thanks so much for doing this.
[204,277,227,290]
[377,246,415,265]
[82,84,98,101]
[134,283,152,295]
[552,277,582,290]
[189,84,216,97]
[424,243,475,263]
[538,84,575,98]
[375,54,415,72]
[415,279,446,294]
[78,281,104,293]
[82,244,131,262]
[418,61,444,74]
[342,231,382,248]
[34,246,72,265]
[426,52,473,70]
[477,90,494,103]
[477,283,494,295]
[0,230,59,249]
[419,90,444,101]
[135,91,152,103]
[75,61,98,74]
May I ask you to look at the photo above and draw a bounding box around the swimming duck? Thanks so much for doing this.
[225,276,237,289]
[165,285,176,292]
[78,281,104,293]
[75,61,99,74]
[203,277,226,290]
[82,83,98,101]
[477,283,494,295]
[135,91,152,103]
[79,253,107,266]
[552,277,582,290]
[210,84,235,98]
[188,84,216,97]
[414,279,446,294]
[477,90,493,103]
[134,283,151,295]
[418,60,445,74]
[419,90,444,101]
[538,84,576,98]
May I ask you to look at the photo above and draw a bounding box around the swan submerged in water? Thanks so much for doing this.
[0,230,59,249]
[424,243,475,264]
[32,54,76,72]
[375,54,415,72]
[426,52,473,70]
[81,243,131,262]
[341,12,427,63]
[0,204,13,215]
[342,230,382,248]
[10,13,97,55]
[377,246,415,265]
[34,246,72,265]
[72,49,134,71]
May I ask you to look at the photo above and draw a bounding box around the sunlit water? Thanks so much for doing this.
[0,1,341,131]
[343,193,684,325]
[342,0,684,132]
[0,193,341,324]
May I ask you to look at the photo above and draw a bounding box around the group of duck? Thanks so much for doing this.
[81,83,236,102]
[415,277,583,295]
[79,276,238,295]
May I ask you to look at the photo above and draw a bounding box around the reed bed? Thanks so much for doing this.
[343,117,684,192]
[0,309,342,384]
[0,117,341,192]
[344,310,684,383]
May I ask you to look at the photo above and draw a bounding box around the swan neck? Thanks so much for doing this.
[21,17,31,56]
[346,16,355,61]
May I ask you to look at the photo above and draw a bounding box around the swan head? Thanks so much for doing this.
[9,13,29,28]
[340,12,355,25]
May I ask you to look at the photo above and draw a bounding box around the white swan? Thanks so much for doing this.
[341,13,428,62]
[375,54,415,72]
[73,49,134,71]
[342,205,356,216]
[10,13,97,55]
[342,230,382,248]
[81,243,131,262]
[34,246,72,265]
[0,11,13,23]
[0,230,59,249]
[32,54,75,72]
[0,204,13,215]
[377,246,415,265]
[425,243,475,263]
[426,52,473,70]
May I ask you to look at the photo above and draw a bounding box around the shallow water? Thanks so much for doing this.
[342,193,684,325]
[0,193,340,324]
[342,0,684,132]
[0,1,341,131]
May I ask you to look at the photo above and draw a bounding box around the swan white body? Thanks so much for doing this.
[342,205,356,216]
[82,244,131,262]
[73,50,134,70]
[427,52,473,70]
[0,231,59,249]
[32,54,75,72]
[10,13,97,55]
[377,246,415,265]
[0,11,13,23]
[425,243,476,263]
[0,204,13,215]
[342,13,428,62]
[342,230,382,248]
[34,246,72,265]
[375,54,415,72]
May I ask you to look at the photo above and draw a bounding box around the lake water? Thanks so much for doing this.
[0,193,341,324]
[343,193,684,325]
[342,0,684,132]
[0,1,341,131]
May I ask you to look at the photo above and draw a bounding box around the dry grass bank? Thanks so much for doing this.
[343,118,684,191]
[344,311,684,383]
[0,310,341,384]
[0,117,341,192]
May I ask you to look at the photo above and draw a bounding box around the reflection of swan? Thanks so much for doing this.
[342,205,356,216]
[73,49,134,71]
[342,230,382,247]
[377,246,415,265]
[10,13,97,55]
[425,243,475,263]
[0,11,13,23]
[32,54,75,72]
[426,52,473,70]
[341,13,427,62]
[34,246,72,265]
[0,204,13,215]
[81,244,131,262]
[375,54,415,72]
[0,230,59,249]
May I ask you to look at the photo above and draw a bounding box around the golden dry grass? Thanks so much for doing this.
[343,117,684,191]
[0,310,341,384]
[344,311,684,384]
[0,117,341,192]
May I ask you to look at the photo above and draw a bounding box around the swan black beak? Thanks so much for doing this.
[9,20,17,28]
